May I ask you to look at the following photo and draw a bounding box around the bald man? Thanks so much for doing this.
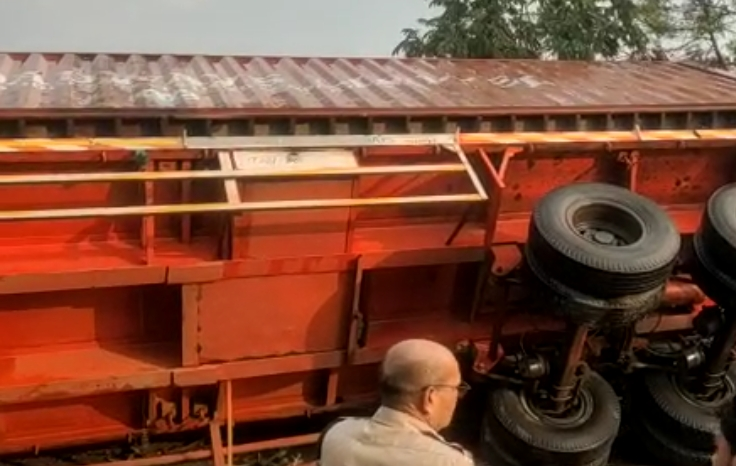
[319,339,476,466]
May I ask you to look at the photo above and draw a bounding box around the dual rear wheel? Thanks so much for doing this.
[628,183,736,466]
[482,182,681,465]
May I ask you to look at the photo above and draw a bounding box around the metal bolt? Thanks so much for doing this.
[593,230,615,245]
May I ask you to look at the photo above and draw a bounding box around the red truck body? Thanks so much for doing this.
[0,53,734,461]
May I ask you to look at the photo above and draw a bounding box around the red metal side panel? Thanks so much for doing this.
[229,150,354,258]
[235,180,352,258]
[0,392,142,454]
[635,148,736,204]
[362,264,462,321]
[499,153,619,215]
[0,162,140,247]
[228,372,325,421]
[195,273,352,363]
[0,286,180,356]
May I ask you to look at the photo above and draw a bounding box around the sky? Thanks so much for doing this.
[0,0,432,57]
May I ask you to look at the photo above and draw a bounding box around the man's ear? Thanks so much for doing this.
[421,387,437,412]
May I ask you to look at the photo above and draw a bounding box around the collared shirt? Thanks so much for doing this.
[319,406,476,466]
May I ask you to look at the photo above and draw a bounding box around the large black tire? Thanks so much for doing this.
[480,424,609,466]
[526,250,665,327]
[631,369,736,451]
[696,183,736,276]
[629,410,712,466]
[692,184,736,308]
[526,182,680,299]
[482,371,620,465]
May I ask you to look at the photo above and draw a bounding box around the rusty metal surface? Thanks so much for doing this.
[2,53,736,113]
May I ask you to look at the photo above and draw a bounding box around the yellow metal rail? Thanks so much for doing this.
[0,128,732,221]
[0,163,468,186]
[0,194,486,222]
[0,128,735,152]
[0,136,489,221]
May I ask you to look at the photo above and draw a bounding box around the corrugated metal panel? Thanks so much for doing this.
[1,53,736,112]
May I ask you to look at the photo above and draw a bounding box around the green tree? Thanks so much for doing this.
[670,0,736,66]
[393,0,736,66]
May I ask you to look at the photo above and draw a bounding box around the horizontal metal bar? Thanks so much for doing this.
[0,163,467,186]
[3,129,735,153]
[457,129,731,145]
[0,134,457,152]
[185,134,457,149]
[0,194,485,222]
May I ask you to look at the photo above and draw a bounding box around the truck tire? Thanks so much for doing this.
[526,182,680,299]
[696,183,736,275]
[630,411,712,466]
[692,184,736,308]
[480,423,522,466]
[691,241,736,310]
[632,369,736,451]
[480,424,609,466]
[526,251,665,327]
[482,371,620,465]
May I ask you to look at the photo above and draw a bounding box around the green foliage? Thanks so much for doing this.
[394,0,736,66]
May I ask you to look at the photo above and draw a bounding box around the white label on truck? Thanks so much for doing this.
[231,150,358,173]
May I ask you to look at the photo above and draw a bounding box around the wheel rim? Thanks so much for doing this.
[568,202,644,247]
[673,372,736,407]
[520,387,594,428]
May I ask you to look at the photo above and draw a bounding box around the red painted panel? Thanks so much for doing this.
[229,371,325,421]
[196,273,351,362]
[0,392,142,454]
[636,148,736,204]
[0,162,141,245]
[0,285,180,356]
[354,171,472,225]
[235,180,352,258]
[362,264,463,321]
[499,153,620,214]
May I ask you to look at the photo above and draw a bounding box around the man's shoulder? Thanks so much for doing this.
[321,416,474,465]
[415,435,475,465]
[321,416,369,441]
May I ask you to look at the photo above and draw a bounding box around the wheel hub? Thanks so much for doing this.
[592,230,616,245]
[677,373,735,406]
[521,388,593,427]
[578,226,626,246]
[571,203,644,247]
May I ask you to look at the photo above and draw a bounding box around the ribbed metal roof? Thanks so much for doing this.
[1,53,736,113]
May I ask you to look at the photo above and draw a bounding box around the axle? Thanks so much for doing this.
[699,308,736,396]
[551,325,589,412]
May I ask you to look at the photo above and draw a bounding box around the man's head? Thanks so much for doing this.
[715,400,736,466]
[378,339,466,431]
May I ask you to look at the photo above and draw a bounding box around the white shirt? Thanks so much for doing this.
[320,406,476,466]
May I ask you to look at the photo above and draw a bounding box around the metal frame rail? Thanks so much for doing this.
[0,128,735,222]
[0,128,735,153]
[0,133,488,222]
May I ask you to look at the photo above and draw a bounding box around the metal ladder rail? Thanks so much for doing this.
[0,134,488,222]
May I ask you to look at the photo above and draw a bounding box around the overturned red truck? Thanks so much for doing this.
[0,53,734,466]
